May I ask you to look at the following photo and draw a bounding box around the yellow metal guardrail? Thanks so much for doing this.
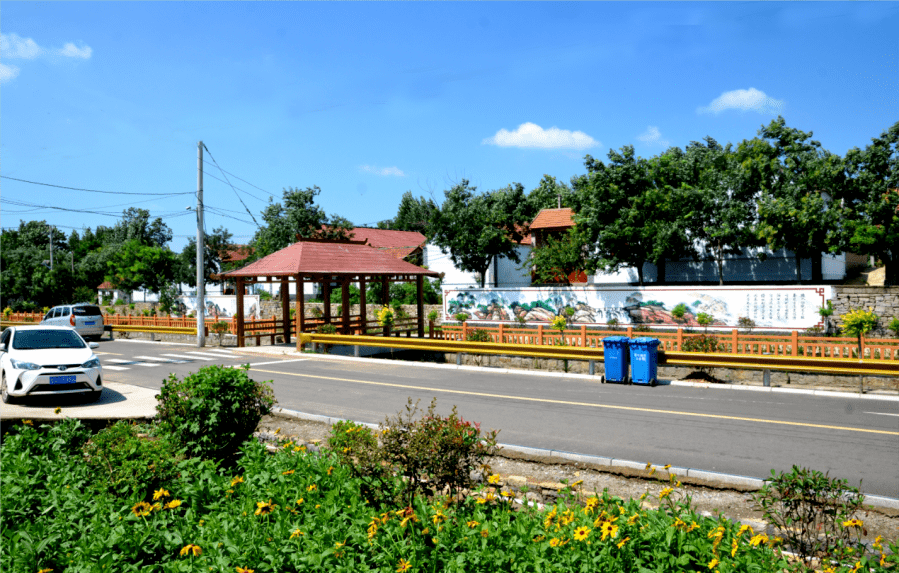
[299,333,899,377]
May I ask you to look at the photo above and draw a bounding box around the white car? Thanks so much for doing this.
[0,325,103,404]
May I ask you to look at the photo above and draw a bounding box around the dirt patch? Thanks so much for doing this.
[256,412,898,544]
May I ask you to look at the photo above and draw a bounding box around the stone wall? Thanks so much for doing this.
[832,286,899,335]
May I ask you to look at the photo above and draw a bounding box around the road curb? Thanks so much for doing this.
[271,407,899,511]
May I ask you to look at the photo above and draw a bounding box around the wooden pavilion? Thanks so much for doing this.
[222,237,440,348]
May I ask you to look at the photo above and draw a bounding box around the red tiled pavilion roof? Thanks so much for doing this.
[97,281,114,289]
[222,238,439,278]
[349,228,426,260]
[530,208,575,230]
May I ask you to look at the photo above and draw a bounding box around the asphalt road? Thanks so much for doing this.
[96,339,899,498]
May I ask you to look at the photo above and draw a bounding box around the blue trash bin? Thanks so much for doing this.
[629,337,661,386]
[601,336,631,383]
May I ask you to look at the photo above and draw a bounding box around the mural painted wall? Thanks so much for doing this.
[443,286,832,330]
[178,295,260,319]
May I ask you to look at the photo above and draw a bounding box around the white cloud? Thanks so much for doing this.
[360,165,405,177]
[697,88,785,115]
[1,33,43,59]
[59,42,92,59]
[637,126,670,147]
[0,63,20,83]
[482,122,599,150]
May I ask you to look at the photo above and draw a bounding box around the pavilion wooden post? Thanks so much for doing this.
[341,278,350,334]
[297,275,305,350]
[280,277,290,343]
[359,275,367,335]
[236,277,245,348]
[323,278,331,325]
[416,275,424,338]
[381,276,389,336]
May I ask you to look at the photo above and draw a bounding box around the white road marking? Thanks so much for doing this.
[201,349,235,355]
[246,359,308,367]
[161,353,213,361]
[864,411,899,417]
[182,351,235,358]
[102,365,130,371]
[135,355,187,363]
[107,359,137,363]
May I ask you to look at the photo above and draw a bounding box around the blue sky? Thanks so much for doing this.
[2,2,897,252]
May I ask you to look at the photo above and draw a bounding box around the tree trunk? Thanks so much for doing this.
[716,242,724,286]
[637,264,644,287]
[795,253,803,285]
[811,254,822,283]
[885,254,898,287]
[656,259,666,285]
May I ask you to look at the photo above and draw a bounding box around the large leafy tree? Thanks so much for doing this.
[574,146,694,286]
[528,227,589,286]
[250,186,352,260]
[0,221,74,309]
[429,180,530,288]
[840,121,899,285]
[109,207,173,248]
[176,226,235,288]
[682,138,760,285]
[377,191,438,237]
[525,175,577,220]
[751,117,843,283]
[105,239,176,293]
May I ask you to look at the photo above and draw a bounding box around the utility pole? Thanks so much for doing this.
[49,225,54,270]
[197,141,205,347]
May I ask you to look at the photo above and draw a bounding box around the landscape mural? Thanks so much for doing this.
[443,286,832,330]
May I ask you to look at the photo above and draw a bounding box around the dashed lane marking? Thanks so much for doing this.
[134,355,188,364]
[864,412,899,417]
[161,353,213,361]
[182,351,236,359]
[102,365,129,371]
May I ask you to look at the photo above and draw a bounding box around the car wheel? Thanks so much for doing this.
[84,390,103,403]
[1,372,17,404]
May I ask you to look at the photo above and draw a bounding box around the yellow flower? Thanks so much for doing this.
[282,470,294,476]
[584,497,599,511]
[501,491,514,498]
[549,537,561,547]
[737,524,753,536]
[282,441,293,449]
[179,544,202,557]
[335,541,345,550]
[749,533,769,547]
[235,568,255,573]
[731,538,739,557]
[488,474,501,484]
[153,489,170,501]
[842,518,863,528]
[254,500,276,516]
[467,520,479,528]
[573,526,590,541]
[54,407,62,414]
[663,464,671,470]
[327,466,334,476]
[600,520,618,540]
[131,501,152,517]
[296,498,304,505]
[38,569,53,573]
[708,558,719,569]
[23,420,33,426]
[533,535,545,543]
[617,536,630,549]
[307,484,317,492]
[231,476,244,487]
[290,529,304,539]
[396,558,412,572]
[572,479,583,487]
[481,528,489,538]
[627,513,640,525]
[659,487,673,500]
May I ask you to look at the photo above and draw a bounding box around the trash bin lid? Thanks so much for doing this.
[630,337,661,347]
[602,336,630,343]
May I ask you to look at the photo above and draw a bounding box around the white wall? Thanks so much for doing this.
[425,243,533,289]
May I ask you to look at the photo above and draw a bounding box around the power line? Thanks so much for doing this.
[201,159,272,199]
[0,175,194,196]
[201,144,261,227]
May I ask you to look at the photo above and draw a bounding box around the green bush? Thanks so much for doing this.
[753,465,865,568]
[466,328,492,343]
[155,364,275,461]
[671,303,687,322]
[454,312,469,322]
[257,290,272,301]
[427,309,440,323]
[888,317,899,338]
[316,323,337,334]
[71,286,97,305]
[83,421,182,498]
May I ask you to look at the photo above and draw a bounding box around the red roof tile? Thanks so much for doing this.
[97,281,114,289]
[348,228,426,250]
[222,245,253,262]
[223,238,439,278]
[530,208,575,230]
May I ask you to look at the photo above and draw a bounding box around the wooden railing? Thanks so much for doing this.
[433,324,899,362]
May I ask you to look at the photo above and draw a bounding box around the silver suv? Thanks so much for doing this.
[41,303,105,341]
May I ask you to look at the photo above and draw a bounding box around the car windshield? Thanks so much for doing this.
[12,330,86,350]
[73,306,102,316]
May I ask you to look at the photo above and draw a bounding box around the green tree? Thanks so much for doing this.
[574,146,694,286]
[528,227,588,286]
[525,174,577,220]
[752,117,843,284]
[105,240,176,293]
[109,207,172,248]
[176,226,234,288]
[429,180,530,288]
[840,121,899,285]
[378,191,438,237]
[250,186,352,260]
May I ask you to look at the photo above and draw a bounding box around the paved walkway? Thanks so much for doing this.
[0,382,159,421]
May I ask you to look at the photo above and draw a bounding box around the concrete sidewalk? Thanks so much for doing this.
[0,382,159,421]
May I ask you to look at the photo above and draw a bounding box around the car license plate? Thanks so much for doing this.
[84,321,96,325]
[50,375,76,385]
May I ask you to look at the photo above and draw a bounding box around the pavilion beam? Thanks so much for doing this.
[416,274,424,338]
[236,277,245,348]
[341,278,350,334]
[280,277,290,343]
[359,275,367,335]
